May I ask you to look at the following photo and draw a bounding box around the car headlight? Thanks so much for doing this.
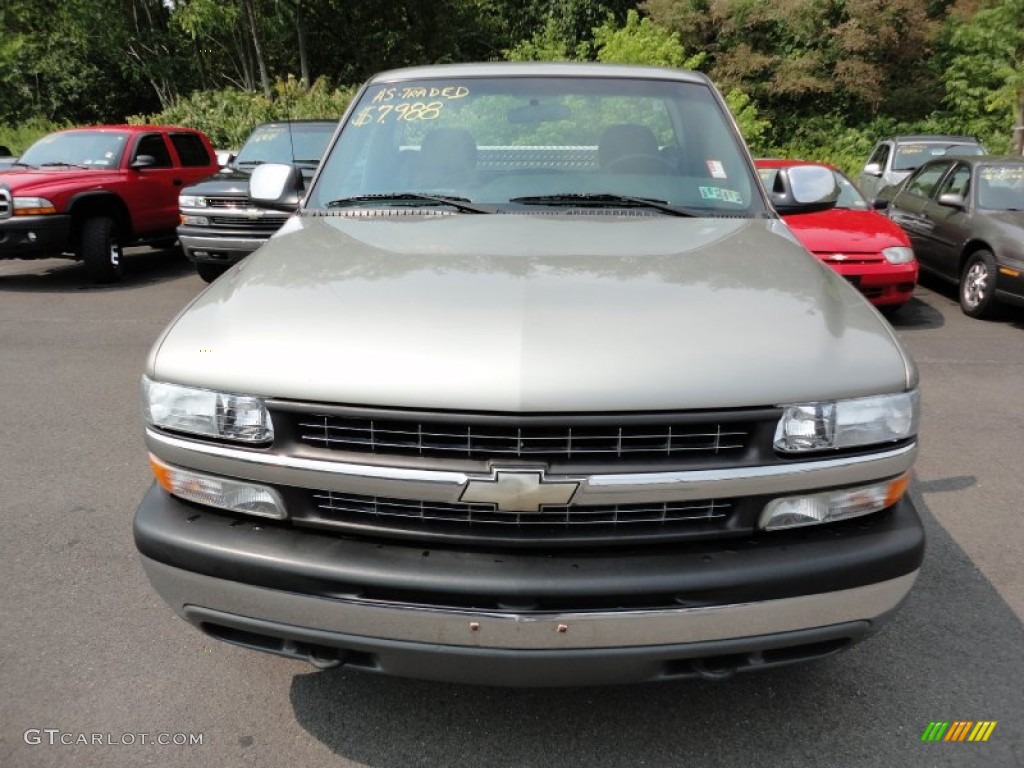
[882,246,915,264]
[178,194,207,208]
[142,376,273,443]
[13,196,57,215]
[774,390,919,453]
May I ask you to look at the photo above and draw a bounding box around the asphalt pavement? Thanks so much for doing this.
[1,251,1021,768]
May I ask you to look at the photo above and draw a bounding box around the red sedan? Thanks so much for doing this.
[756,159,918,312]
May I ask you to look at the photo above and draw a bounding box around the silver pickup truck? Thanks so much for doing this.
[134,62,923,687]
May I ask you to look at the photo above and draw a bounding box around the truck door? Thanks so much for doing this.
[128,133,182,235]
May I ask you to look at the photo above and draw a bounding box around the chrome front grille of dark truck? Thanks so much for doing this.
[207,215,285,231]
[290,412,755,463]
[203,197,250,208]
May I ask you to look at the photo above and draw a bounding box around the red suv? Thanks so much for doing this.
[0,125,219,282]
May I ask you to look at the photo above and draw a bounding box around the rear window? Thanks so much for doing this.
[170,133,212,167]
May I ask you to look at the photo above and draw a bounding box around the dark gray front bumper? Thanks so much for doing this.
[135,484,924,685]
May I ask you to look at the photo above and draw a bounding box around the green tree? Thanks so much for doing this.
[943,0,1024,153]
[589,8,706,69]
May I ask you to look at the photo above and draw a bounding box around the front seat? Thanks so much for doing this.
[412,128,478,190]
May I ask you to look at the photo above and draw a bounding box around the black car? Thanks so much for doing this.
[885,155,1024,318]
[177,120,336,282]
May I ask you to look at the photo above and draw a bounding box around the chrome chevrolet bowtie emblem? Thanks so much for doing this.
[460,469,580,513]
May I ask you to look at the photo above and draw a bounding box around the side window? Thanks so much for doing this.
[904,163,950,198]
[134,134,173,168]
[936,165,971,200]
[169,133,211,167]
[868,143,890,169]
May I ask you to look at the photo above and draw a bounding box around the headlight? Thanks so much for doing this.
[178,194,206,208]
[774,390,919,453]
[882,246,915,264]
[13,196,57,215]
[142,377,273,443]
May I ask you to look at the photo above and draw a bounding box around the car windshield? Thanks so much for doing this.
[977,164,1024,210]
[309,74,763,216]
[234,123,335,166]
[18,131,127,168]
[832,170,870,209]
[892,142,984,172]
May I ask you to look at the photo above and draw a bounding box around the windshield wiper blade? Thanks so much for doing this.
[39,161,88,169]
[326,192,491,214]
[509,193,702,217]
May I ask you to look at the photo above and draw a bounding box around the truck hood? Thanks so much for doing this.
[179,165,317,198]
[180,167,253,198]
[782,209,909,254]
[149,213,915,411]
[0,167,122,195]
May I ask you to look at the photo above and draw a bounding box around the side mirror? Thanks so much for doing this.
[130,155,156,170]
[863,162,882,177]
[871,198,889,210]
[937,192,966,210]
[770,165,840,215]
[250,163,302,210]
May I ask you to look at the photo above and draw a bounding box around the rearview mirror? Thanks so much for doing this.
[250,163,302,210]
[507,101,572,124]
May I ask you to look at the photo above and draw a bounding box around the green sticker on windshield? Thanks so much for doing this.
[699,186,743,204]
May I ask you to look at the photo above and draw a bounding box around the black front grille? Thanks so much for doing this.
[203,196,249,208]
[0,187,10,219]
[207,215,284,231]
[292,413,753,463]
[310,490,730,528]
[295,489,737,544]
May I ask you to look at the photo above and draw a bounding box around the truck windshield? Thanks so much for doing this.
[19,131,128,169]
[892,142,984,172]
[234,123,336,167]
[309,75,762,216]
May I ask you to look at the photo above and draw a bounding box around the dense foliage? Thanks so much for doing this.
[1,0,1021,171]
